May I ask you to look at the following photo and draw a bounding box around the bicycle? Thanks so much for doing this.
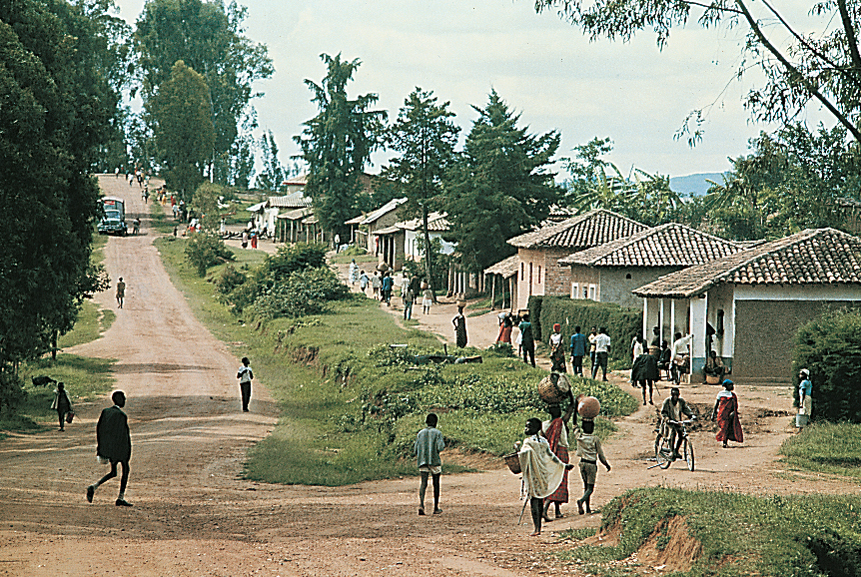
[654,417,696,471]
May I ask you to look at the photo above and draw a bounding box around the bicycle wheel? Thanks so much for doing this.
[683,438,695,471]
[655,435,672,469]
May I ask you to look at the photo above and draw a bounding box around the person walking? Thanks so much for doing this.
[712,379,743,448]
[359,270,369,294]
[371,272,382,300]
[587,326,598,371]
[591,327,611,381]
[631,348,659,405]
[496,312,513,344]
[798,368,813,420]
[402,282,414,320]
[452,305,468,348]
[570,405,611,515]
[52,382,72,431]
[549,323,567,373]
[115,277,125,309]
[422,285,434,315]
[87,391,132,507]
[569,326,588,376]
[348,259,359,286]
[542,395,576,520]
[517,418,574,536]
[415,413,445,516]
[381,272,393,306]
[519,315,536,367]
[237,357,253,412]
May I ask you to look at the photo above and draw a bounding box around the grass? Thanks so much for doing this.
[555,487,861,576]
[779,421,861,479]
[329,246,376,264]
[153,234,639,485]
[56,300,115,349]
[1,354,116,433]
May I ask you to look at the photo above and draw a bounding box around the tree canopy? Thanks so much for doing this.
[533,0,861,144]
[444,90,561,273]
[0,0,114,392]
[149,60,215,198]
[294,53,387,238]
[134,0,272,183]
[383,88,460,291]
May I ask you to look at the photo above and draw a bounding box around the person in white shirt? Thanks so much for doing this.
[670,333,693,384]
[236,357,253,412]
[591,327,611,381]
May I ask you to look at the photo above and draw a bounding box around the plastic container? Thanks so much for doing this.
[795,413,809,428]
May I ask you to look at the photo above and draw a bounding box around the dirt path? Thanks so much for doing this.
[0,179,856,577]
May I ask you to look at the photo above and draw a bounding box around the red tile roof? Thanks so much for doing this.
[507,209,648,250]
[633,228,861,298]
[558,223,743,267]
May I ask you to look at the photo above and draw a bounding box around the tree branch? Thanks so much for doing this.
[734,0,861,143]
[759,0,845,75]
[837,0,861,81]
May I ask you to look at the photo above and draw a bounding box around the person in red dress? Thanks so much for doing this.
[712,379,744,448]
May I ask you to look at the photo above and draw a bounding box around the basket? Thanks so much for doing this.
[537,373,571,404]
[504,452,521,474]
[705,374,722,385]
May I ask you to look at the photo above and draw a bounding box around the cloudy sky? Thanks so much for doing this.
[113,0,831,179]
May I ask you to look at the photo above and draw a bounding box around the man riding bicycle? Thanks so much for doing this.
[660,387,694,459]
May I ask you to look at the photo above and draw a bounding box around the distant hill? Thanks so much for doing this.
[670,173,726,197]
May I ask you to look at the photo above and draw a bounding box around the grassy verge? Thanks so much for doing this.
[779,421,861,480]
[56,300,115,349]
[154,234,639,485]
[557,487,861,576]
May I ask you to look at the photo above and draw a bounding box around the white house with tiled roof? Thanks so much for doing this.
[558,223,745,309]
[633,228,861,383]
[507,209,649,311]
[372,212,454,271]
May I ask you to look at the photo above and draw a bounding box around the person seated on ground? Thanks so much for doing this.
[703,350,725,383]
[660,387,694,460]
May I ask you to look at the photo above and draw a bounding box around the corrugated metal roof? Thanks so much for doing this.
[276,207,313,220]
[508,209,649,249]
[268,192,312,208]
[558,223,743,267]
[633,228,861,298]
[361,197,407,225]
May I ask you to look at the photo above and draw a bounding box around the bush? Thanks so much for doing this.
[0,372,26,413]
[184,232,233,276]
[792,308,861,422]
[266,243,327,281]
[215,264,247,295]
[530,296,641,363]
[246,266,350,320]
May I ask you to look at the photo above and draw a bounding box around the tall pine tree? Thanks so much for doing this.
[444,90,560,273]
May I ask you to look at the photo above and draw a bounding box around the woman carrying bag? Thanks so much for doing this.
[52,382,73,431]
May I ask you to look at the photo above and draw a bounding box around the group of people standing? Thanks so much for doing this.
[495,312,537,367]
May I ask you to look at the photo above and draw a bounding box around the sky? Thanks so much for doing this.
[112,0,835,180]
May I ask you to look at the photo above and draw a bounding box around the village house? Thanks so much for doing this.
[632,228,861,383]
[351,197,407,255]
[558,223,745,310]
[372,212,454,271]
[507,209,649,311]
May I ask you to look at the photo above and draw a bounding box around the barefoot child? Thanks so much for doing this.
[415,413,445,515]
[571,407,611,515]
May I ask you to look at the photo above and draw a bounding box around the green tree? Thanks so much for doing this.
[564,137,681,226]
[149,60,215,198]
[134,0,273,182]
[0,0,115,402]
[256,130,286,191]
[383,88,460,295]
[294,53,387,240]
[533,0,861,144]
[444,90,561,273]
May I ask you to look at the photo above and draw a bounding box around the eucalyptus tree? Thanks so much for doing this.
[383,88,460,293]
[256,130,286,192]
[294,53,387,240]
[134,0,273,183]
[0,0,114,405]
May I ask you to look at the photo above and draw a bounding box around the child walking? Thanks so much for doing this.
[415,413,445,515]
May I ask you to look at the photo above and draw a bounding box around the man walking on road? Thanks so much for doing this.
[87,391,133,507]
[116,277,125,309]
[237,357,253,412]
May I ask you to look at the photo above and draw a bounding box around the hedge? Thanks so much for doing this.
[528,295,641,363]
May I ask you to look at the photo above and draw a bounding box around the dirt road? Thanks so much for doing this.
[0,176,856,577]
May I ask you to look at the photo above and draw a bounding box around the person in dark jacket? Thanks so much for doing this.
[631,351,659,405]
[87,391,133,506]
[52,382,72,431]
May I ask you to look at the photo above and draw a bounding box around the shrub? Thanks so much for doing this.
[265,243,327,281]
[531,296,641,363]
[0,372,26,413]
[215,264,246,295]
[246,266,350,320]
[792,308,861,422]
[184,232,233,276]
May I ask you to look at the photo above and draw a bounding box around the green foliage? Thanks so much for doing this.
[191,181,227,232]
[563,137,681,226]
[0,0,115,387]
[255,130,285,191]
[444,89,561,273]
[149,60,215,197]
[215,264,247,296]
[134,0,273,186]
[184,232,234,276]
[780,421,861,478]
[792,308,861,422]
[245,267,349,320]
[530,296,640,363]
[294,53,387,239]
[558,487,861,577]
[383,88,460,290]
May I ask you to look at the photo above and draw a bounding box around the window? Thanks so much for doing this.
[625,273,632,279]
[571,282,579,299]
[588,284,597,300]
[537,266,542,283]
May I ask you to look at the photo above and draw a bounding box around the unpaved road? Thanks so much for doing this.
[0,176,857,577]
